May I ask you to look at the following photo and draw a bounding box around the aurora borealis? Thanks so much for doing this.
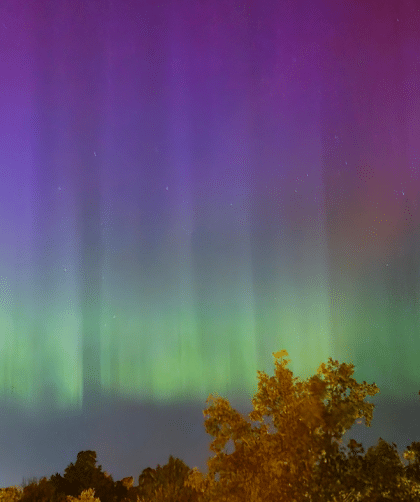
[0,0,419,490]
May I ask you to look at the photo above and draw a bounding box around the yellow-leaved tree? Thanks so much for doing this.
[0,486,23,502]
[184,349,420,501]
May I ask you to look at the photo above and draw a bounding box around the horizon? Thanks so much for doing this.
[1,374,420,490]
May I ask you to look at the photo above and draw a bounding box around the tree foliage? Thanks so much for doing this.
[137,454,199,502]
[0,486,23,502]
[66,488,101,502]
[18,477,59,502]
[49,451,115,502]
[184,349,420,501]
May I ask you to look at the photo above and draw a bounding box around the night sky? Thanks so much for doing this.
[1,0,420,490]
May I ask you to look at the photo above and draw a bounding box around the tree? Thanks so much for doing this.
[185,349,383,501]
[0,485,23,502]
[305,355,383,501]
[114,476,142,502]
[19,477,58,502]
[137,455,199,502]
[49,450,115,502]
[403,441,420,488]
[360,438,412,501]
[311,436,419,502]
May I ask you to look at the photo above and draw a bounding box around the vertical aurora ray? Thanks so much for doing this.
[67,3,107,415]
[151,15,200,399]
